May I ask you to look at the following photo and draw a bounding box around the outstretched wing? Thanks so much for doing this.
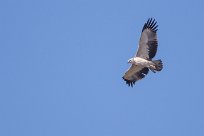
[136,18,158,59]
[122,65,149,87]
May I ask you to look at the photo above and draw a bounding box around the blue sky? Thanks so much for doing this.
[1,0,204,136]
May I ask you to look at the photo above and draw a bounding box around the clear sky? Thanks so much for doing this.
[1,0,204,136]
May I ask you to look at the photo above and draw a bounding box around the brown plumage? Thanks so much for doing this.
[122,18,163,87]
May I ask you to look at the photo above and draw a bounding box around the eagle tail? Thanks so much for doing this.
[152,59,163,71]
[149,59,163,72]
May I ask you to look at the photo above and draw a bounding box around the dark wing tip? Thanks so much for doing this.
[122,77,135,87]
[142,18,158,33]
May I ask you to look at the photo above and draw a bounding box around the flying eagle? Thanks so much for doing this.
[122,18,163,87]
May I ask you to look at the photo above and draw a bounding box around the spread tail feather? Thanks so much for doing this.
[150,59,163,72]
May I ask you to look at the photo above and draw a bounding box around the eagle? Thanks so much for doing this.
[122,18,163,87]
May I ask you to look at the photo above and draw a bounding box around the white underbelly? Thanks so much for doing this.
[133,57,152,67]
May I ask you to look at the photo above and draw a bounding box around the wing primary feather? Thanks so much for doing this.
[155,29,158,32]
[154,25,158,30]
[149,19,155,27]
[142,19,150,32]
[151,21,157,28]
[149,18,152,26]
[147,18,150,25]
[142,18,158,33]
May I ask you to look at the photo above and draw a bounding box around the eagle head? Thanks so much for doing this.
[128,58,134,64]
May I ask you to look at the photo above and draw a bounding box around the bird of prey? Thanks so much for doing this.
[122,18,163,87]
